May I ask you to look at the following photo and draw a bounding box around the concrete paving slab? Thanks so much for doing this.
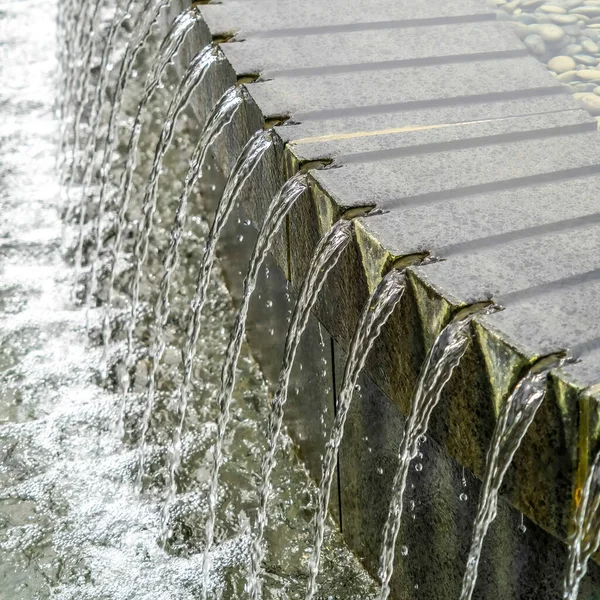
[354,171,600,257]
[286,108,594,162]
[412,223,600,306]
[221,21,525,77]
[313,131,600,208]
[476,274,600,361]
[274,93,579,144]
[247,56,563,120]
[200,0,495,38]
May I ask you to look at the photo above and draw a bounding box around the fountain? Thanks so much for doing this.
[2,0,600,599]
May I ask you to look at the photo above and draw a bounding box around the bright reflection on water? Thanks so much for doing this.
[0,1,376,598]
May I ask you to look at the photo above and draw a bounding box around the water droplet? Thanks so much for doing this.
[459,493,468,502]
[238,235,244,242]
[414,584,419,590]
[518,524,527,534]
[266,300,273,308]
[415,463,423,472]
[401,546,409,556]
[376,467,383,475]
[268,328,274,336]
[244,219,251,226]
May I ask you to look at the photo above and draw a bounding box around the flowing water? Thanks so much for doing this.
[563,450,600,599]
[1,2,378,599]
[123,46,221,383]
[88,8,203,314]
[377,314,477,600]
[106,85,245,399]
[460,366,552,600]
[65,0,102,191]
[245,219,353,600]
[63,0,136,226]
[305,269,407,600]
[196,173,309,579]
[75,0,170,276]
[134,130,275,492]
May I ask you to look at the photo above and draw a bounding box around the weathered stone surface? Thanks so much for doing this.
[282,108,594,162]
[200,0,496,38]
[220,21,525,76]
[353,171,600,257]
[274,93,578,144]
[246,56,563,120]
[312,131,600,208]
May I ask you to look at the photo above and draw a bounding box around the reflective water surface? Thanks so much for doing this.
[0,1,376,598]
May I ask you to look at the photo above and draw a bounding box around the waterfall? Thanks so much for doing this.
[109,86,246,427]
[193,173,308,566]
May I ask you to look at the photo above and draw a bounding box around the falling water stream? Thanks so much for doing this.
[63,0,136,225]
[377,313,479,600]
[460,365,554,600]
[108,86,245,403]
[123,46,221,383]
[563,450,600,599]
[88,8,204,313]
[196,172,309,579]
[135,129,275,491]
[304,268,406,600]
[245,218,353,600]
[65,0,102,191]
[75,0,171,275]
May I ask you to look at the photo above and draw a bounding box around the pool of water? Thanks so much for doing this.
[0,1,377,598]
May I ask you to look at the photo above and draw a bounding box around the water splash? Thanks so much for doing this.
[245,218,353,600]
[305,269,406,600]
[122,46,221,384]
[194,173,308,569]
[377,314,476,600]
[74,0,171,280]
[87,8,203,315]
[460,366,552,600]
[563,450,600,598]
[134,129,276,492]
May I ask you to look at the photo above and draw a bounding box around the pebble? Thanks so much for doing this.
[564,43,584,54]
[557,69,579,82]
[571,6,600,17]
[548,54,577,72]
[539,4,567,14]
[530,22,567,41]
[576,92,600,114]
[524,33,547,54]
[573,53,599,64]
[549,13,580,24]
[581,38,600,52]
[577,68,600,79]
